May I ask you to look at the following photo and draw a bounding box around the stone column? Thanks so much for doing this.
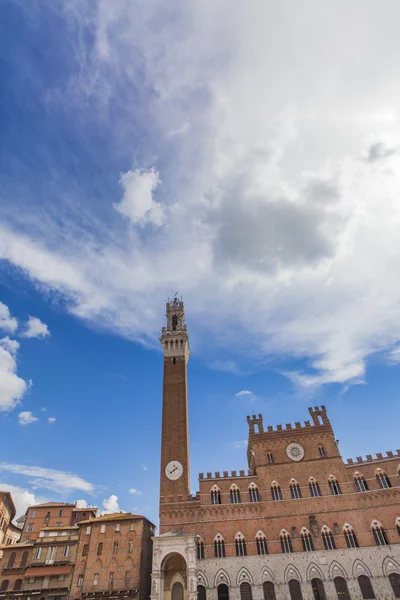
[151,570,163,600]
[188,569,197,600]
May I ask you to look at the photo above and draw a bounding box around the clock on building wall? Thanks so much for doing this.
[286,442,305,462]
[165,460,184,480]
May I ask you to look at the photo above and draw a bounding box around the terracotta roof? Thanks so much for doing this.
[29,502,74,508]
[78,512,154,525]
[0,541,34,550]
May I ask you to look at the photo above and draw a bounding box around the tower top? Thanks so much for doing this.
[160,298,190,361]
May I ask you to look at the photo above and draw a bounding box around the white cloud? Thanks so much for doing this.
[2,3,400,389]
[48,417,56,423]
[0,483,47,518]
[141,464,148,471]
[235,390,257,402]
[22,316,50,339]
[0,462,94,493]
[114,168,164,227]
[0,302,18,333]
[18,411,39,425]
[128,488,142,496]
[102,494,121,514]
[0,339,28,412]
[75,499,88,508]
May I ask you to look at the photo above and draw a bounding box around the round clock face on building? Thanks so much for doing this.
[286,442,305,462]
[165,460,184,480]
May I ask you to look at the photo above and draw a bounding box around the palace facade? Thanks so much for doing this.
[151,299,400,600]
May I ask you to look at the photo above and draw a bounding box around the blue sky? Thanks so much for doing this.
[1,1,400,525]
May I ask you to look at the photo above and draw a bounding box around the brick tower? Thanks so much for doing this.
[159,298,190,516]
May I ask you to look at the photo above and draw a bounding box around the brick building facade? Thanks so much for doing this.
[151,300,400,600]
[0,493,21,547]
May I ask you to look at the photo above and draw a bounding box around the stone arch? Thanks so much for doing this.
[260,566,275,585]
[171,572,186,589]
[93,558,103,571]
[383,556,400,576]
[306,563,325,582]
[196,571,208,588]
[236,567,253,586]
[352,558,372,579]
[214,569,230,588]
[160,550,187,570]
[284,564,302,583]
[329,561,348,580]
[124,556,134,569]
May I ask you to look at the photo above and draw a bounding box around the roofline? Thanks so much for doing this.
[78,514,156,527]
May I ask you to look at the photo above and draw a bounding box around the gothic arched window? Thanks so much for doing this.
[309,477,321,497]
[290,479,302,499]
[334,578,350,600]
[172,315,178,330]
[255,531,268,555]
[0,581,9,592]
[218,584,229,600]
[389,573,400,598]
[328,475,342,495]
[343,524,359,548]
[279,530,293,553]
[14,580,23,591]
[354,472,369,492]
[376,469,392,489]
[371,521,389,546]
[318,446,326,457]
[214,534,226,558]
[230,485,240,504]
[271,481,282,501]
[197,586,207,600]
[300,528,314,552]
[262,582,276,600]
[7,552,16,568]
[358,575,375,599]
[321,526,336,550]
[196,537,204,560]
[288,579,303,600]
[20,551,29,567]
[235,532,247,557]
[266,452,274,464]
[240,582,252,600]
[249,483,260,502]
[211,485,221,505]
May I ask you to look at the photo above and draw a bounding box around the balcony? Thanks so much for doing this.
[2,566,27,575]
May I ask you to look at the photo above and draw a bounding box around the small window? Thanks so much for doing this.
[372,521,389,546]
[249,484,260,502]
[86,526,91,535]
[82,544,89,556]
[328,476,342,495]
[20,551,29,568]
[300,530,314,552]
[27,524,34,532]
[271,482,282,501]
[267,452,274,464]
[109,572,115,587]
[318,446,326,457]
[230,486,241,504]
[59,510,64,517]
[14,579,22,591]
[77,575,84,587]
[31,510,36,518]
[256,533,268,555]
[63,545,70,558]
[93,573,99,586]
[7,552,16,568]
[128,541,133,553]
[35,547,42,560]
[29,577,36,583]
[115,523,120,532]
[354,474,369,492]
[344,525,359,548]
[113,541,118,554]
[100,524,105,533]
[45,511,51,520]
[172,315,178,330]
[196,538,204,560]
[56,522,62,526]
[97,542,103,555]
[290,480,302,499]
[376,470,392,489]
[280,531,293,553]
[59,575,65,581]
[321,527,336,550]
[309,478,321,497]
[235,533,247,557]
[129,522,135,531]
[214,535,226,558]
[0,581,9,592]
[125,571,131,586]
[211,486,222,505]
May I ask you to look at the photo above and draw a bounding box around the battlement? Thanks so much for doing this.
[247,406,330,435]
[345,450,400,466]
[199,469,255,480]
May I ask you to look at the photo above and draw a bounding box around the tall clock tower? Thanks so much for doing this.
[159,298,190,507]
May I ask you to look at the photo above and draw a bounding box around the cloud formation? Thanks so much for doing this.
[48,417,56,423]
[0,462,94,493]
[18,411,39,425]
[2,3,400,388]
[102,494,121,513]
[0,336,28,412]
[128,488,142,496]
[0,483,46,518]
[22,316,50,339]
[0,302,18,333]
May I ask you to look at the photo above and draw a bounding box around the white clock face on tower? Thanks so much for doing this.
[165,460,184,480]
[286,442,305,462]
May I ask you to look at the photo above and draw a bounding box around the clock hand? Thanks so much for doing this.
[170,467,178,473]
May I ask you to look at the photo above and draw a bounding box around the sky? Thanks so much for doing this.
[1,0,400,526]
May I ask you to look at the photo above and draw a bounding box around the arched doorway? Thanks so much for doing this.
[217,584,229,600]
[334,577,350,600]
[288,580,303,600]
[197,585,206,600]
[262,581,276,600]
[161,553,187,600]
[311,579,326,600]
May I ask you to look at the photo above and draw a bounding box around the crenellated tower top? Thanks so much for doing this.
[160,297,190,362]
